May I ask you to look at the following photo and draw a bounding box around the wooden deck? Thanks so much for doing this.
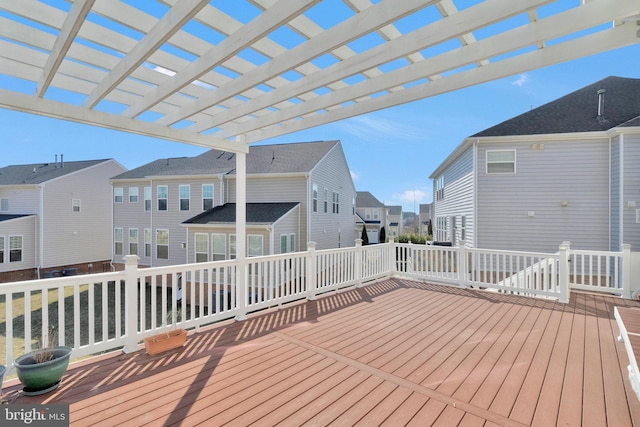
[3,278,640,426]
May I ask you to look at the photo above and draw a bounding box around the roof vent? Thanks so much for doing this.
[597,89,606,117]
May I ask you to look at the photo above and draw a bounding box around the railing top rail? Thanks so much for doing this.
[466,247,559,258]
[569,249,624,256]
[135,258,238,274]
[0,270,125,292]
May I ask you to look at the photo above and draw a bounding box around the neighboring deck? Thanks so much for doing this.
[3,278,640,426]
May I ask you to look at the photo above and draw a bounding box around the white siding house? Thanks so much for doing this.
[111,141,356,267]
[430,76,640,253]
[0,158,127,281]
[355,191,388,244]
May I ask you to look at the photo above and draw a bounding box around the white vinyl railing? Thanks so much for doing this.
[0,240,633,370]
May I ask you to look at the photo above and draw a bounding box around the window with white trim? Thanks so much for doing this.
[312,184,318,212]
[324,188,328,213]
[229,234,236,259]
[144,187,151,211]
[156,229,169,259]
[144,228,151,257]
[0,198,8,211]
[129,187,139,203]
[72,199,81,212]
[202,184,214,210]
[129,228,138,255]
[212,233,226,261]
[487,150,516,174]
[435,176,444,201]
[280,234,288,253]
[157,185,168,211]
[289,234,295,252]
[114,228,123,256]
[114,187,123,203]
[195,233,209,262]
[248,235,263,257]
[333,192,339,214]
[179,184,190,211]
[0,236,4,262]
[9,235,22,262]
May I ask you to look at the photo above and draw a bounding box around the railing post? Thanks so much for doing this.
[389,238,396,276]
[558,242,570,304]
[355,239,363,288]
[458,240,467,288]
[307,242,317,300]
[621,243,632,298]
[123,255,140,353]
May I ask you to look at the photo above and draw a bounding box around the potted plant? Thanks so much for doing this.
[13,327,72,396]
[144,310,187,356]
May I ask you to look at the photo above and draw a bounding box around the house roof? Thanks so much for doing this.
[0,214,33,222]
[0,159,111,186]
[387,206,402,215]
[183,202,299,225]
[113,140,339,179]
[356,191,385,208]
[472,76,640,137]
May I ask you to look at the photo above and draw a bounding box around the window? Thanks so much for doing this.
[312,184,318,212]
[280,234,288,253]
[179,185,190,211]
[157,185,168,211]
[202,184,214,211]
[365,209,371,220]
[129,228,138,255]
[373,209,379,221]
[114,187,123,203]
[144,228,151,257]
[229,234,236,259]
[435,176,444,201]
[129,187,139,203]
[289,234,295,252]
[72,199,81,212]
[248,235,263,257]
[0,236,4,262]
[114,228,123,256]
[461,216,466,241]
[195,233,209,262]
[0,198,8,211]
[9,236,22,262]
[332,192,339,214]
[487,150,516,174]
[156,229,169,259]
[144,187,151,211]
[324,188,328,213]
[212,233,226,261]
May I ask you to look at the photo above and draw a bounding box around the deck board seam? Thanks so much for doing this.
[272,330,528,427]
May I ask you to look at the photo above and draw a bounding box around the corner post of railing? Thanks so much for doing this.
[407,241,414,274]
[123,255,140,353]
[458,241,467,288]
[306,241,317,300]
[389,238,396,276]
[558,241,570,304]
[355,239,363,288]
[621,243,632,298]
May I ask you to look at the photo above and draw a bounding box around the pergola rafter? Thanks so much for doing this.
[0,0,637,152]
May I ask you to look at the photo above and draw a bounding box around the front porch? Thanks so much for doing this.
[3,278,640,426]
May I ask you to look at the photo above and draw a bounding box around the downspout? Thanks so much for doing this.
[472,139,478,248]
[149,179,153,267]
[218,173,225,205]
[619,134,624,249]
[37,183,45,279]
[305,173,310,249]
[110,181,116,271]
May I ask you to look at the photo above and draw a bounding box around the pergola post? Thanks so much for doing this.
[235,136,248,321]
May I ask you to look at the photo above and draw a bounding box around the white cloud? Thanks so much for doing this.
[350,170,359,181]
[512,74,529,87]
[341,114,423,142]
[394,189,428,204]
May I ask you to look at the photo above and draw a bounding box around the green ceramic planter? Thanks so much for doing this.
[14,346,72,395]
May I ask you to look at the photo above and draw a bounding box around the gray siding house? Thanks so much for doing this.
[355,191,388,244]
[419,203,433,237]
[0,158,127,282]
[387,205,403,239]
[430,76,640,253]
[111,140,356,267]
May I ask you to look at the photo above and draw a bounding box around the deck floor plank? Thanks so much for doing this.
[3,279,639,427]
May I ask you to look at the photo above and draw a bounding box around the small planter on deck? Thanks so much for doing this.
[144,329,187,355]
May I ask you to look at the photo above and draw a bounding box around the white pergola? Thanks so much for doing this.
[0,0,638,310]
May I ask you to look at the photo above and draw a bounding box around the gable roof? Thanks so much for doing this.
[472,76,640,137]
[183,202,299,225]
[356,191,385,208]
[113,140,340,180]
[387,206,402,215]
[0,159,111,186]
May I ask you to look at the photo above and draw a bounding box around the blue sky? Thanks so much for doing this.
[1,2,639,213]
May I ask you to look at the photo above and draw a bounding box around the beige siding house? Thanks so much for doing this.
[355,191,388,244]
[0,158,127,282]
[430,76,640,253]
[111,141,356,267]
[387,205,403,239]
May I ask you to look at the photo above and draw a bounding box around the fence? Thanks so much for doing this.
[0,240,633,370]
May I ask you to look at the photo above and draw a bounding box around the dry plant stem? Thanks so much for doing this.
[32,326,58,363]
